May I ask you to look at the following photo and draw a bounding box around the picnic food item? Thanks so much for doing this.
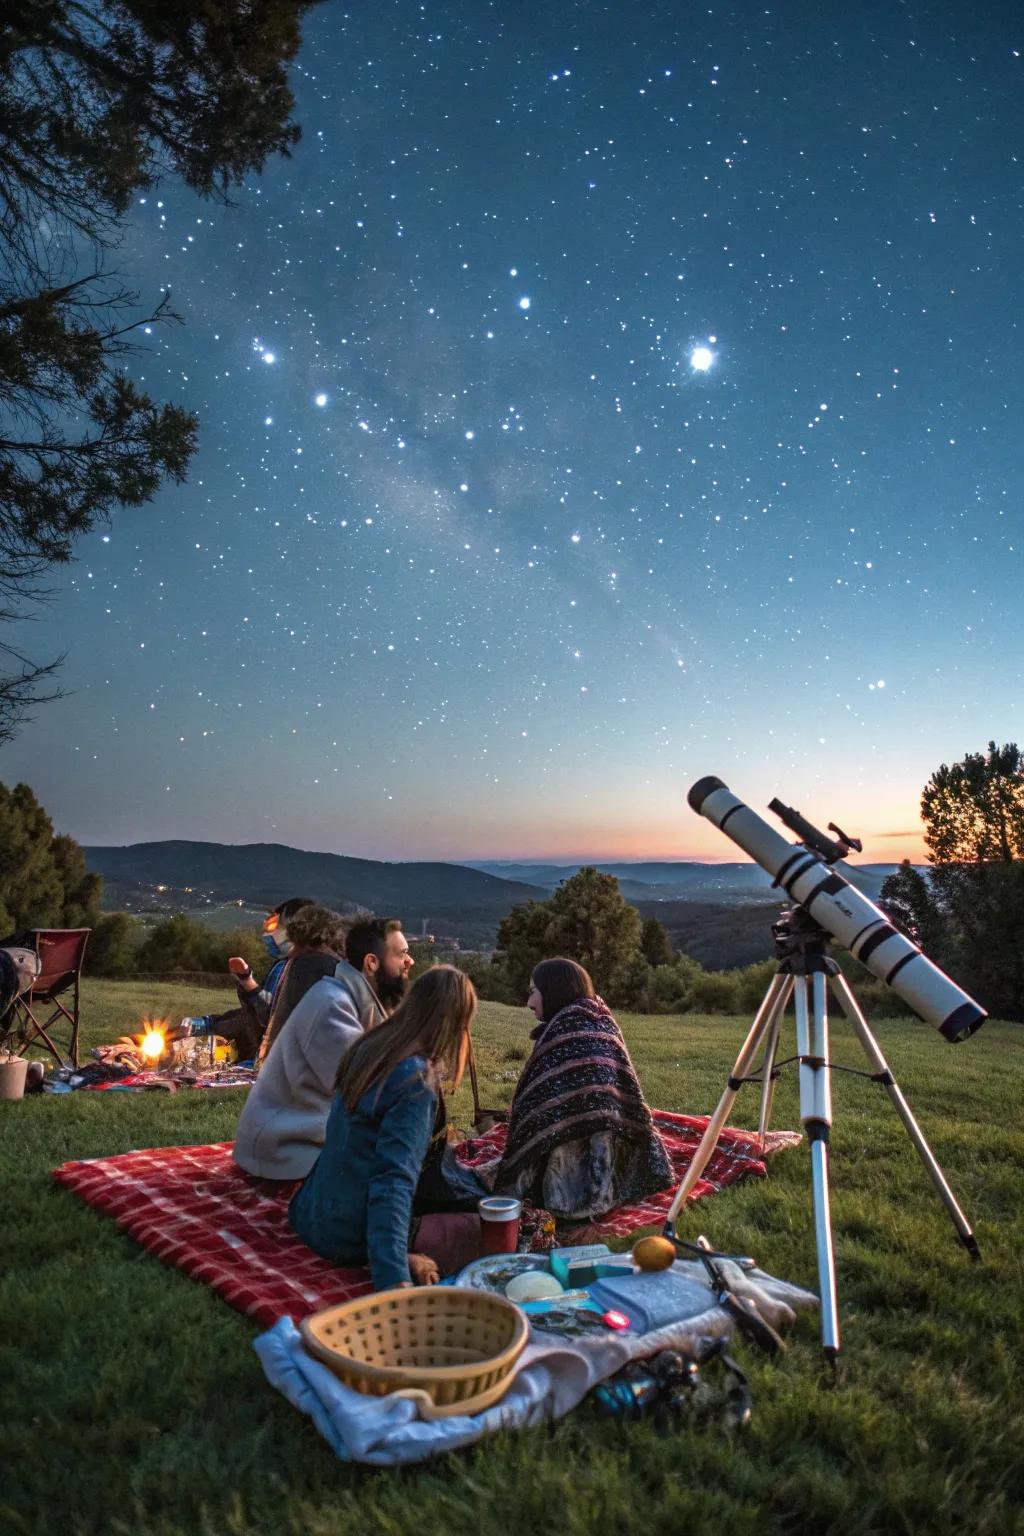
[517,1203,557,1252]
[504,1270,563,1303]
[300,1286,528,1419]
[632,1235,676,1271]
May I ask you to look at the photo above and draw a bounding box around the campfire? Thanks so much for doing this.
[137,1018,171,1066]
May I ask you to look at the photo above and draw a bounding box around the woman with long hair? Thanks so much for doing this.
[494,958,671,1222]
[289,965,481,1288]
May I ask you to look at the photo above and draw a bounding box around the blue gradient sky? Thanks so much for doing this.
[2,3,1020,863]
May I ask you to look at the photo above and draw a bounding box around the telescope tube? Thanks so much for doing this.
[688,776,986,1042]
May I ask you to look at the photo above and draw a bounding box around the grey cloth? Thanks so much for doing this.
[233,961,386,1180]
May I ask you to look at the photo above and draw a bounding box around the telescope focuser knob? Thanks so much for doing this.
[827,822,862,857]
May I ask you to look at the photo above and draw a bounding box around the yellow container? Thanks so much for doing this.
[300,1285,529,1419]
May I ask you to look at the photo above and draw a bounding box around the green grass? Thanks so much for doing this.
[2,980,1022,1536]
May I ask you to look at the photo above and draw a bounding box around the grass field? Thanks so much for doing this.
[2,979,1022,1536]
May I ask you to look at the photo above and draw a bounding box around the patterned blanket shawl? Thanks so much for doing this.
[494,996,672,1210]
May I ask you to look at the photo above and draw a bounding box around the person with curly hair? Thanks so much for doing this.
[248,902,349,1064]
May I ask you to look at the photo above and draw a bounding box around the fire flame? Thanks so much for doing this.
[139,1019,169,1064]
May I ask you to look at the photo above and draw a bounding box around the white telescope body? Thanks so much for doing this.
[688,776,986,1043]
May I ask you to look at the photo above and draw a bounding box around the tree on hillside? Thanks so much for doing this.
[135,912,265,974]
[136,913,211,973]
[0,0,323,741]
[86,911,141,976]
[494,899,552,1000]
[881,742,1024,1021]
[496,867,643,1000]
[878,860,951,958]
[640,915,673,967]
[921,741,1024,864]
[0,778,101,933]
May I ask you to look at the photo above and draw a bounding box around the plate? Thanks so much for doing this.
[455,1252,552,1293]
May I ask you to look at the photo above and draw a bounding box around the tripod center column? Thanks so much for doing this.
[794,970,834,1134]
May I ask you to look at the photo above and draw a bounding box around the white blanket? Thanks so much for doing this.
[254,1264,817,1465]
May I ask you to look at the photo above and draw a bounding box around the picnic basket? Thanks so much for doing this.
[300,1285,529,1419]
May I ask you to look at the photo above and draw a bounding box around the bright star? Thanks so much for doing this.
[262,351,276,364]
[690,346,714,371]
[314,393,328,407]
[518,296,531,310]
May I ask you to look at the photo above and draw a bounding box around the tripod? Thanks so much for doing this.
[662,905,981,1365]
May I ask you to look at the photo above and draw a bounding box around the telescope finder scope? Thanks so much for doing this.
[688,776,986,1043]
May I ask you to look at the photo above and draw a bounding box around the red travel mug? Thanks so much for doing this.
[478,1196,522,1254]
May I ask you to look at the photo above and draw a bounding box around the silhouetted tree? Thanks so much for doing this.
[496,867,643,1000]
[0,778,101,932]
[0,0,323,740]
[922,741,1024,864]
[879,860,951,958]
[494,899,553,1000]
[640,915,673,967]
[881,743,1024,1021]
[85,912,141,976]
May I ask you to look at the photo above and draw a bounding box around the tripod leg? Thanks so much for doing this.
[794,973,841,1363]
[663,973,792,1231]
[829,972,980,1261]
[756,1010,784,1149]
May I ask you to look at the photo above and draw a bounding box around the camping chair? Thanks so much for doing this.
[5,929,91,1068]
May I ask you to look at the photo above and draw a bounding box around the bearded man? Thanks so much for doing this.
[233,917,413,1181]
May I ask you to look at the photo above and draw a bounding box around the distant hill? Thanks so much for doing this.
[634,898,781,969]
[84,841,547,949]
[469,859,903,905]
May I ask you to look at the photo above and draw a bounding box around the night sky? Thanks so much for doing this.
[2,3,1021,863]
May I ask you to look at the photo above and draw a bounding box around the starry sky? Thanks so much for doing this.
[2,1,1021,863]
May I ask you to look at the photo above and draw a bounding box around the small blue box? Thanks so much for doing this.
[549,1243,611,1287]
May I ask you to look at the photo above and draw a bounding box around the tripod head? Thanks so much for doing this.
[771,904,831,963]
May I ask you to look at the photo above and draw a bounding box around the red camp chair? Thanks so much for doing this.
[6,929,90,1067]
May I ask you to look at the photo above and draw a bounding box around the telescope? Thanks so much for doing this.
[665,774,985,1364]
[688,775,985,1042]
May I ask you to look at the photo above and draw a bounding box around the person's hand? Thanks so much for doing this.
[228,956,257,990]
[408,1252,440,1287]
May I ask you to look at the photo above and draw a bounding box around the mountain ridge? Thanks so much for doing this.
[83,840,548,948]
[83,840,907,957]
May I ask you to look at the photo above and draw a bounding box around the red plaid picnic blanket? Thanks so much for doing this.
[52,1113,799,1327]
[52,1142,373,1328]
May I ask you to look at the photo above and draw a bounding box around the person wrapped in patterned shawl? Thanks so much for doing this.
[493,958,672,1221]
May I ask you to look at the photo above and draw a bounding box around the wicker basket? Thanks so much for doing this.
[300,1286,529,1419]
